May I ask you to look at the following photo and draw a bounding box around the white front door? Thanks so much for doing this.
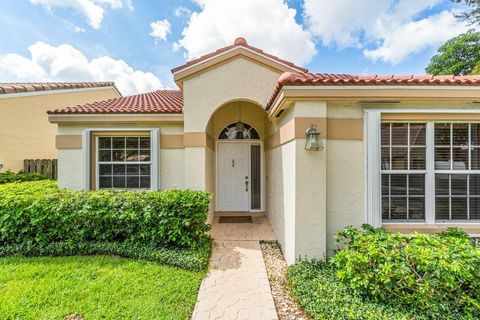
[217,142,249,211]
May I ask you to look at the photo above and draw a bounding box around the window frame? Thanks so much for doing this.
[96,136,153,190]
[82,128,159,191]
[365,109,480,227]
[381,123,427,222]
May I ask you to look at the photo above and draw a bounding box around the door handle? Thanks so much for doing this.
[245,176,249,192]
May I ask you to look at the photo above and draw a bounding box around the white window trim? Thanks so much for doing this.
[364,108,480,226]
[82,128,159,191]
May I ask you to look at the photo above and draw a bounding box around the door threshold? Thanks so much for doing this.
[215,211,266,217]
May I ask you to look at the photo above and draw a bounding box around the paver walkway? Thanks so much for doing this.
[192,215,278,320]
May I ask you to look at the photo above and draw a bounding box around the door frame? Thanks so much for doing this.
[215,140,265,212]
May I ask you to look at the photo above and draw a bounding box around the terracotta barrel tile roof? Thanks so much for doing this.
[266,72,480,109]
[171,37,309,74]
[0,82,116,95]
[48,89,183,115]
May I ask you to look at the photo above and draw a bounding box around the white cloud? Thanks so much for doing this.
[175,0,316,66]
[174,6,192,18]
[364,11,470,64]
[303,0,470,64]
[150,19,171,42]
[0,42,163,96]
[29,0,133,29]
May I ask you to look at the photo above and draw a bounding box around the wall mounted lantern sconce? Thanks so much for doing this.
[305,124,324,151]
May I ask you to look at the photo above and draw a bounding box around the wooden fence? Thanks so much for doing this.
[24,159,58,180]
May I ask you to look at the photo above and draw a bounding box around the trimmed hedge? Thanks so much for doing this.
[0,181,211,249]
[0,181,212,270]
[331,225,480,319]
[0,171,49,184]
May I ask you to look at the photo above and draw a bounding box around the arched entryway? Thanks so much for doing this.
[207,100,267,213]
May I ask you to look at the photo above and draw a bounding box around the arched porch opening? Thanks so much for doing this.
[206,100,268,213]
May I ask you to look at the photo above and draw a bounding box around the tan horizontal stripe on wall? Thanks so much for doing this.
[327,119,363,140]
[56,135,82,149]
[383,223,480,234]
[160,135,184,149]
[184,132,214,149]
[266,117,363,149]
[382,113,480,121]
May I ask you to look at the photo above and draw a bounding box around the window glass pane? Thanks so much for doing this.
[99,150,111,162]
[391,198,407,219]
[391,123,408,145]
[99,164,112,176]
[410,124,426,145]
[436,198,450,220]
[409,174,425,195]
[452,147,468,170]
[140,176,150,188]
[435,174,450,195]
[126,137,139,149]
[139,150,151,161]
[435,123,450,146]
[471,175,480,195]
[435,148,450,170]
[113,164,126,176]
[112,137,125,149]
[381,174,389,196]
[472,124,480,146]
[410,147,425,170]
[126,176,140,188]
[140,137,151,149]
[390,174,407,195]
[472,148,480,170]
[409,198,425,220]
[112,150,126,161]
[470,198,480,219]
[113,176,126,188]
[381,147,390,170]
[127,164,139,175]
[126,150,140,161]
[98,137,111,148]
[453,123,469,146]
[99,176,112,188]
[382,197,390,220]
[381,123,390,145]
[140,165,150,175]
[451,198,468,220]
[451,174,467,195]
[391,147,408,169]
[251,144,261,210]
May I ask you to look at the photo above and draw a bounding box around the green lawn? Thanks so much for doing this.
[0,256,205,320]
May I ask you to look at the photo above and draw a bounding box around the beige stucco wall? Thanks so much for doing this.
[266,101,327,264]
[0,88,119,173]
[182,56,281,133]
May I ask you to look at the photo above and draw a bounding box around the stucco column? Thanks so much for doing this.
[287,101,327,264]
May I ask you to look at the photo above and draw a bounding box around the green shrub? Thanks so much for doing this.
[0,181,212,249]
[0,171,49,184]
[288,261,415,319]
[331,225,480,318]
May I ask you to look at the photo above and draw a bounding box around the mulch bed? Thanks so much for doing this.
[260,241,308,320]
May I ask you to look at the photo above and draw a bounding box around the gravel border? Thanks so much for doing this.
[260,241,308,320]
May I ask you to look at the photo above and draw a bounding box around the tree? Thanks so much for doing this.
[451,0,480,25]
[425,30,480,75]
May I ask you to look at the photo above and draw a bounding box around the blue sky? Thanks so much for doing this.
[0,0,471,95]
